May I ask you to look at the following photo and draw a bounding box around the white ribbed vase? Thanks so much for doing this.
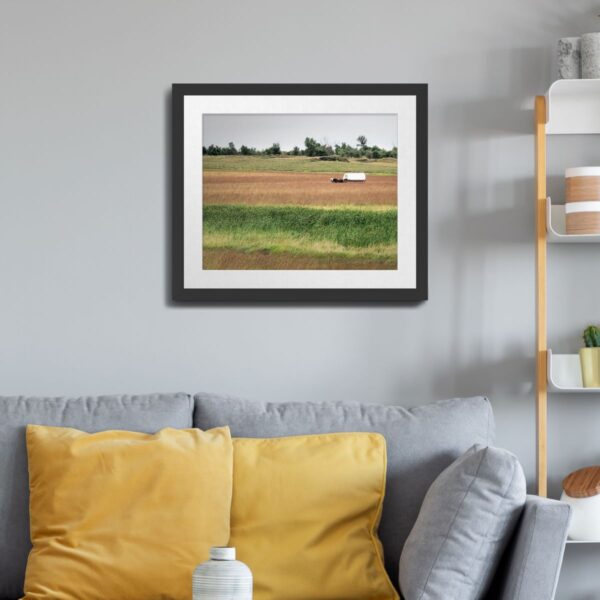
[193,547,252,600]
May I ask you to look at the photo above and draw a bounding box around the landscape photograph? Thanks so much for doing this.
[202,113,398,270]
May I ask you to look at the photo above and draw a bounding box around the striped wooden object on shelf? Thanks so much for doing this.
[566,167,600,234]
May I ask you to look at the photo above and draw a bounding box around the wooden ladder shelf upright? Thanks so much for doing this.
[535,95,548,498]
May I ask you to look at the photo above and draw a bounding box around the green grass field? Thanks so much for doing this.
[203,155,397,176]
[204,204,397,267]
[204,205,396,247]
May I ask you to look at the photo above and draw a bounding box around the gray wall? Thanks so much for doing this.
[1,1,598,597]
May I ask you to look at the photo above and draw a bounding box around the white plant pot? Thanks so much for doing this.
[560,492,600,541]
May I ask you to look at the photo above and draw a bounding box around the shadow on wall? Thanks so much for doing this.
[423,46,553,406]
[438,178,535,246]
[431,350,535,403]
[437,47,551,138]
[431,174,536,400]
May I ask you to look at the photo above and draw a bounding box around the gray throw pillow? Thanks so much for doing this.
[399,445,526,600]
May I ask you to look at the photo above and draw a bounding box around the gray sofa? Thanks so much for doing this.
[0,393,570,600]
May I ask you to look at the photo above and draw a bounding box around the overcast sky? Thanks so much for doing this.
[203,114,397,151]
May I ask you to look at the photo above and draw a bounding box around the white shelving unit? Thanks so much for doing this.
[536,80,600,499]
[536,80,600,566]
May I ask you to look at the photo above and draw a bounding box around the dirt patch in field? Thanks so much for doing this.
[203,249,396,270]
[203,171,397,206]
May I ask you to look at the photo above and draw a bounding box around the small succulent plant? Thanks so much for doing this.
[583,325,600,347]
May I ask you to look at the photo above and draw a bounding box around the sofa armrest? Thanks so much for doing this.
[489,495,571,600]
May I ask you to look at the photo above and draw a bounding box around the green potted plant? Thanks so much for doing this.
[581,325,600,387]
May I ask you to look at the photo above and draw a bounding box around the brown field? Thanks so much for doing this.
[203,249,394,270]
[203,171,397,206]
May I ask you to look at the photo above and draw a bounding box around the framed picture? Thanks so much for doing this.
[172,84,427,303]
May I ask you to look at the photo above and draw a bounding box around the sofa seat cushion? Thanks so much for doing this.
[194,394,494,587]
[399,445,526,600]
[0,393,192,600]
[23,425,232,600]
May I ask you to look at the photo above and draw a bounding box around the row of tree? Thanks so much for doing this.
[202,136,397,159]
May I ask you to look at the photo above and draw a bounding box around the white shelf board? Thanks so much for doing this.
[566,539,600,544]
[548,349,600,393]
[546,197,600,243]
[546,79,600,135]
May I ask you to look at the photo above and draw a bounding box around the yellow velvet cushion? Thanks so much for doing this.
[22,425,233,600]
[230,433,399,600]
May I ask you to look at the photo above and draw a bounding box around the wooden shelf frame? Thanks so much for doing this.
[535,95,548,497]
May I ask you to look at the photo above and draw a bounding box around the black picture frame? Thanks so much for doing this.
[172,83,428,303]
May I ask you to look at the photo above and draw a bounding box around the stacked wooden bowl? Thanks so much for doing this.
[566,167,600,234]
[561,465,600,541]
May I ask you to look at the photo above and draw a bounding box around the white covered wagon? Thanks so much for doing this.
[330,172,367,183]
[343,172,366,182]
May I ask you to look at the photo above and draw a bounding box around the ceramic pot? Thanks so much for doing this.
[558,37,581,79]
[560,492,600,540]
[193,547,252,600]
[582,32,600,79]
[580,347,600,387]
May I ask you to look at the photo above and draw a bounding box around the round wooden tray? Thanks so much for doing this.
[563,465,600,498]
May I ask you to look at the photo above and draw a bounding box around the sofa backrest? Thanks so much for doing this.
[0,393,193,600]
[194,394,495,588]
